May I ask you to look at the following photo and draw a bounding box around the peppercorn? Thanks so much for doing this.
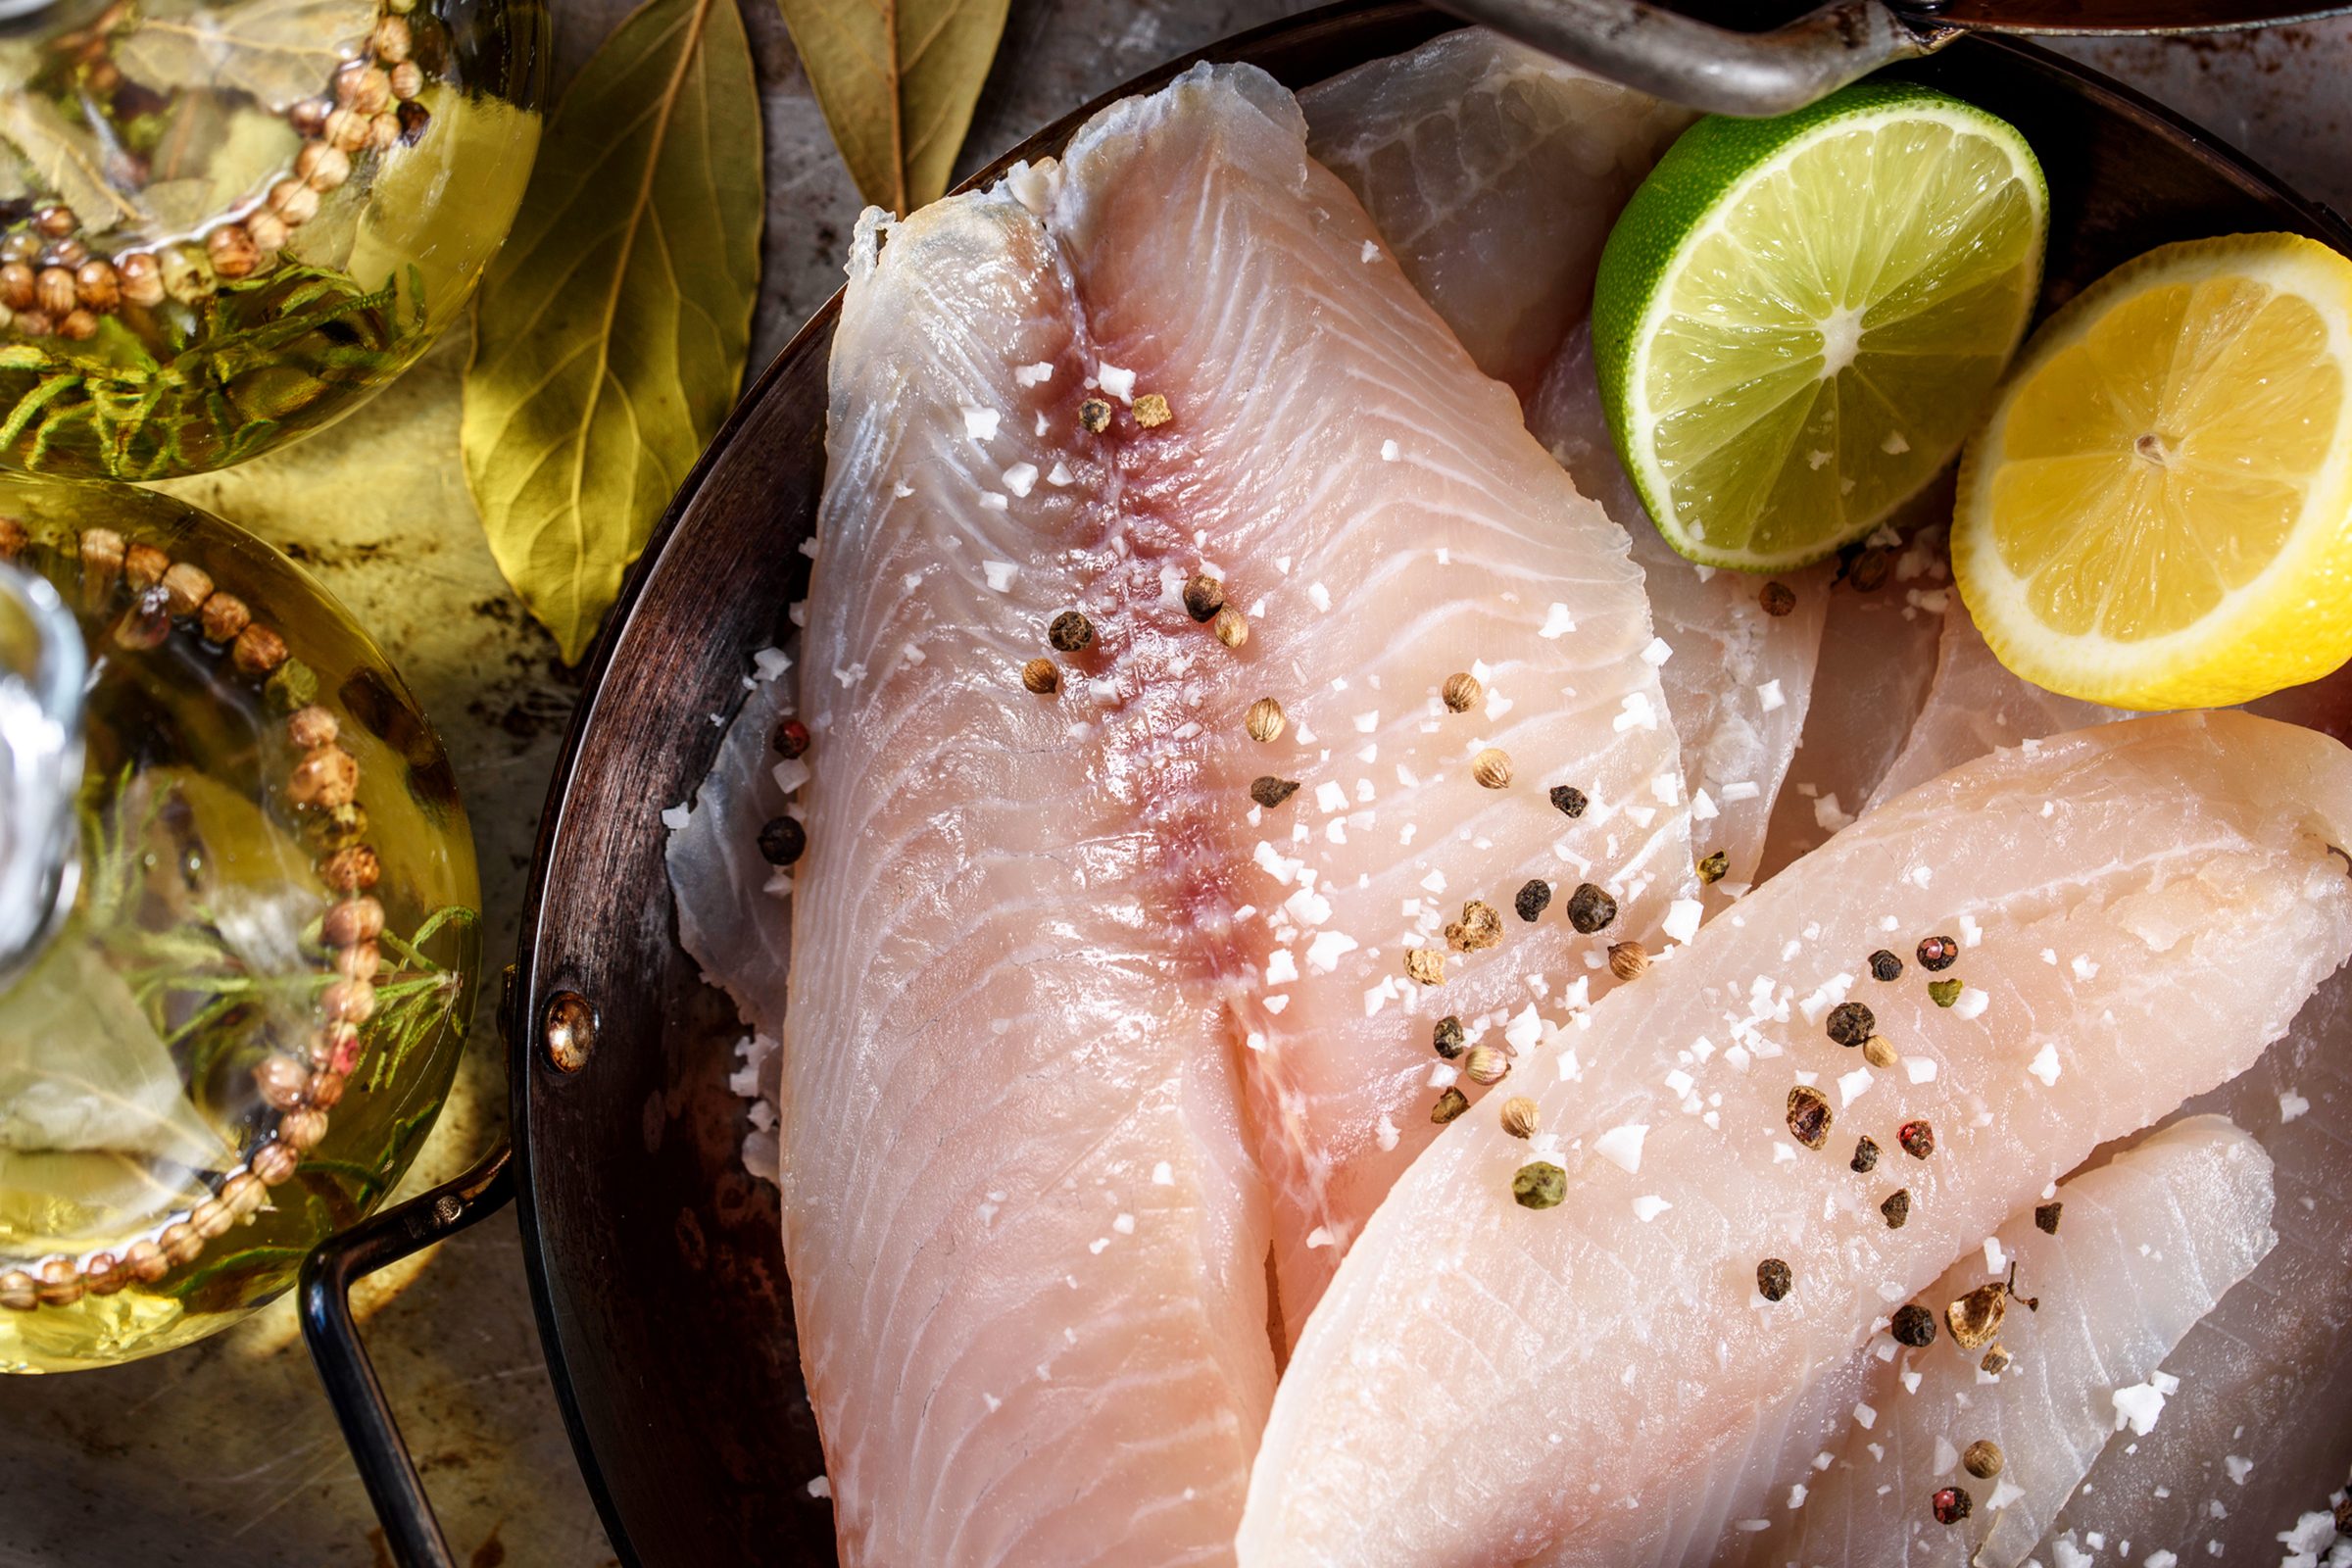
[1945,1282,2006,1349]
[1182,574,1224,623]
[1565,883,1616,934]
[1696,849,1729,885]
[1445,901,1503,953]
[1759,580,1796,616]
[1932,1486,1972,1526]
[1442,671,1481,712]
[1463,1045,1508,1085]
[1511,1161,1566,1209]
[2034,1201,2062,1235]
[1021,658,1059,695]
[1079,397,1112,433]
[1757,1257,1792,1301]
[1607,941,1648,981]
[1250,776,1298,808]
[1246,698,1287,743]
[1430,1086,1469,1125]
[1980,1344,2012,1374]
[1890,1303,1936,1348]
[1497,1096,1540,1139]
[1928,978,1962,1007]
[1213,606,1249,648]
[1918,934,1959,970]
[1470,747,1512,789]
[1432,1016,1465,1059]
[758,816,806,866]
[1403,948,1445,986]
[1514,880,1551,923]
[1862,1034,1897,1069]
[1548,785,1588,818]
[1826,1001,1875,1049]
[1898,1119,1935,1159]
[1851,1136,1880,1173]
[1134,393,1172,428]
[1869,949,1904,982]
[1049,610,1095,651]
[1849,546,1892,593]
[1786,1085,1833,1150]
[1882,1188,1911,1228]
[1962,1441,2003,1480]
[773,718,810,759]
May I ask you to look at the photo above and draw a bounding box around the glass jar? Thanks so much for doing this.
[0,0,547,480]
[0,477,478,1371]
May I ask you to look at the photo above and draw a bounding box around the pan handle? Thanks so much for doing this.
[1428,0,1959,116]
[300,1140,516,1568]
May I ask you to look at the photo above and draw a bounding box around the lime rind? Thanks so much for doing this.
[1593,83,2049,572]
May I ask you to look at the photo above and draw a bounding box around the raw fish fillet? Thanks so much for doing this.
[786,184,1274,1567]
[1529,324,1830,899]
[1723,1116,2276,1568]
[1238,711,2352,1568]
[783,63,1691,1560]
[666,664,797,1042]
[1301,29,1691,393]
[1866,598,2121,812]
[1046,64,1690,1327]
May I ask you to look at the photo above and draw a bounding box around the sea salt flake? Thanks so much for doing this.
[1721,781,1761,803]
[1837,1067,1874,1106]
[1047,462,1074,487]
[1691,788,1719,821]
[2111,1381,2169,1435]
[1952,986,1989,1021]
[1852,1402,1878,1430]
[1539,603,1576,639]
[1096,363,1136,402]
[1756,679,1786,712]
[1003,462,1039,497]
[1380,439,1400,462]
[1594,1123,1648,1174]
[1663,899,1703,944]
[808,1476,833,1498]
[1642,637,1673,666]
[1360,238,1379,262]
[2279,1090,2311,1123]
[1305,931,1358,973]
[1632,1195,1671,1222]
[982,561,1017,592]
[1308,582,1333,612]
[961,405,1001,441]
[1905,1056,1937,1085]
[2225,1454,2254,1485]
[2028,1043,2062,1087]
[1013,362,1054,387]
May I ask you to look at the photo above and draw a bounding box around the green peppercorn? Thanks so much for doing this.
[1696,850,1729,885]
[1928,978,1963,1007]
[1430,1086,1470,1124]
[1511,1161,1566,1209]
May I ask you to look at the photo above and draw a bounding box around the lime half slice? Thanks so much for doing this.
[1593,83,2048,571]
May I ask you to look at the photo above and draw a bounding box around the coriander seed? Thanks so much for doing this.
[1898,1119,1935,1159]
[1962,1441,2003,1480]
[1826,1001,1875,1049]
[1785,1085,1833,1150]
[1250,776,1299,808]
[1757,1257,1793,1301]
[1760,580,1796,616]
[1514,880,1551,923]
[1442,671,1481,712]
[1431,1086,1470,1124]
[1881,1188,1911,1228]
[2034,1201,2062,1235]
[1851,1136,1880,1173]
[1471,747,1512,789]
[1403,948,1446,986]
[1512,1161,1566,1209]
[1565,883,1617,934]
[1432,1015,1466,1058]
[1869,949,1904,982]
[1607,941,1648,981]
[1918,934,1959,970]
[1862,1034,1897,1070]
[1246,698,1287,743]
[1548,784,1588,818]
[1498,1096,1540,1139]
[1049,610,1095,652]
[1890,1303,1937,1348]
[1079,397,1112,433]
[1214,606,1250,648]
[1021,658,1059,695]
[1463,1044,1508,1085]
[1928,978,1962,1007]
[1182,574,1225,623]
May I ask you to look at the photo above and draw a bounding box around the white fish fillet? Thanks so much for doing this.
[1529,324,1830,899]
[783,61,1692,1561]
[1301,28,1691,393]
[1238,711,2352,1568]
[1045,63,1690,1328]
[1722,1115,2276,1568]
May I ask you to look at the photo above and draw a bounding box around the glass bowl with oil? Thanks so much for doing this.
[0,477,478,1372]
[0,0,547,480]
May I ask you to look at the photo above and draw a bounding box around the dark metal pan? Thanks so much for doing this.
[299,4,2352,1563]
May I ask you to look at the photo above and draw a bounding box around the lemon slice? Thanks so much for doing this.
[1951,232,2352,710]
[1593,83,2046,571]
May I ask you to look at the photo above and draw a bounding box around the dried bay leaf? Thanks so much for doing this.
[0,95,141,228]
[461,0,761,662]
[115,0,379,113]
[777,0,1010,215]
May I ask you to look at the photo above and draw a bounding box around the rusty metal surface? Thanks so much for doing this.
[0,3,2343,1565]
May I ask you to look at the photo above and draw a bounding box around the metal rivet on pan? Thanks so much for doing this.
[542,991,596,1073]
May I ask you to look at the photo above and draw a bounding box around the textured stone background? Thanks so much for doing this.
[0,3,2343,1563]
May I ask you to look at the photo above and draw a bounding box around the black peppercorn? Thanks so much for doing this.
[1826,1001,1875,1049]
[1759,579,1796,616]
[2034,1201,2062,1235]
[1250,776,1299,808]
[1565,882,1617,934]
[758,816,806,866]
[1049,610,1096,652]
[1868,949,1903,982]
[1890,1303,1937,1348]
[1182,574,1225,624]
[1548,785,1588,818]
[1514,880,1551,923]
[1432,1016,1465,1059]
[1882,1189,1911,1228]
[1851,1136,1880,1173]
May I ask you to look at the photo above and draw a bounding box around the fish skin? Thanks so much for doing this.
[1301,28,1691,393]
[1238,711,2352,1568]
[1529,323,1831,902]
[1721,1115,2276,1568]
[787,186,1274,1568]
[1046,63,1689,1328]
[666,665,797,1043]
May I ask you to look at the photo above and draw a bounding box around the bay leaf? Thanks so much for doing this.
[0,95,141,228]
[776,0,1010,215]
[461,0,762,663]
[114,0,379,114]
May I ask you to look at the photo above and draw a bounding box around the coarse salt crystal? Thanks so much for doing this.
[1305,931,1358,973]
[1951,986,1989,1021]
[1642,637,1673,666]
[1003,462,1039,497]
[1958,913,1982,946]
[1905,1056,1937,1085]
[1013,362,1054,387]
[1152,1161,1174,1186]
[1305,1226,1334,1250]
[1853,1402,1877,1430]
[2028,1043,2062,1087]
[2281,1090,2312,1123]
[1837,1067,1873,1106]
[961,406,1000,441]
[1380,439,1400,462]
[1360,238,1379,262]
[2112,1381,2169,1435]
[1632,1195,1672,1222]
[660,802,690,832]
[1663,899,1703,944]
[1047,462,1074,487]
[1265,950,1299,985]
[1691,788,1719,821]
[1308,582,1333,612]
[1594,1123,1648,1174]
[982,561,1017,592]
[1756,679,1785,712]
[1096,363,1136,402]
[1720,781,1761,803]
[1539,603,1576,639]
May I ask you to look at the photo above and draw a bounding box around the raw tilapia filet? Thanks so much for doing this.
[1724,1115,2276,1568]
[784,61,1690,1560]
[786,187,1274,1567]
[1301,28,1691,392]
[1530,324,1830,899]
[1044,63,1690,1326]
[1239,711,2352,1568]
